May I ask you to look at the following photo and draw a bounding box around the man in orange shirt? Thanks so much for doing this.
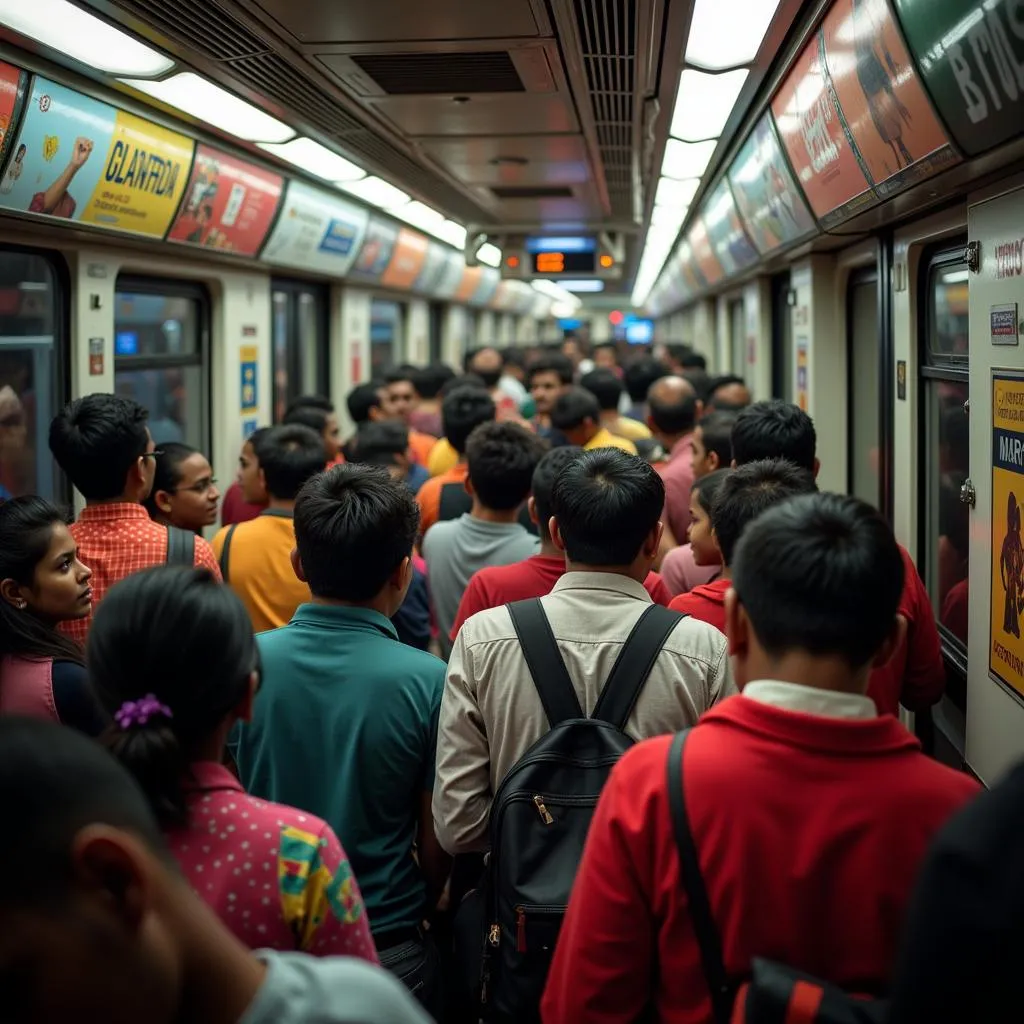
[383,368,436,466]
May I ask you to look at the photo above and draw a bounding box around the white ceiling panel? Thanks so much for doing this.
[365,93,578,137]
[420,135,591,186]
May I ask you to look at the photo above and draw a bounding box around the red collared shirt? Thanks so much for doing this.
[62,503,221,645]
[169,762,378,962]
[655,434,695,544]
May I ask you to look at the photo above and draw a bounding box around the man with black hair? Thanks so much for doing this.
[211,424,324,633]
[544,492,979,1022]
[623,356,669,422]
[283,402,343,465]
[527,353,574,433]
[409,363,454,438]
[449,446,673,638]
[235,465,449,1013]
[731,399,818,472]
[434,448,732,855]
[465,346,521,421]
[705,373,752,411]
[49,393,221,643]
[498,346,529,410]
[422,421,545,656]
[343,381,387,461]
[551,386,638,454]
[0,718,430,1024]
[647,375,703,544]
[416,386,497,537]
[580,368,652,444]
[669,459,816,631]
[352,420,429,495]
[383,368,436,466]
[592,340,620,372]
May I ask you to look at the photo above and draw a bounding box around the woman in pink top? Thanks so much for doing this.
[0,496,105,734]
[87,565,378,962]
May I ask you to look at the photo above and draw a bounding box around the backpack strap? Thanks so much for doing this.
[592,604,685,730]
[218,523,239,581]
[439,482,471,523]
[259,508,294,519]
[165,526,195,567]
[667,730,732,1024]
[507,598,583,727]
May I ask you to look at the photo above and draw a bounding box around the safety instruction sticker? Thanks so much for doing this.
[990,373,1024,698]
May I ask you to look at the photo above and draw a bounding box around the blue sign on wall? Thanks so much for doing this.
[240,354,258,412]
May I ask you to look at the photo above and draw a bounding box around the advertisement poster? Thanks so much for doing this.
[689,217,725,286]
[413,240,450,294]
[381,227,428,290]
[350,217,399,282]
[796,338,809,410]
[771,34,876,223]
[470,266,500,307]
[821,0,956,198]
[729,115,816,255]
[433,249,466,300]
[703,179,759,276]
[168,145,283,256]
[261,180,368,276]
[990,372,1024,700]
[455,265,483,303]
[0,62,26,172]
[240,344,258,414]
[678,240,706,296]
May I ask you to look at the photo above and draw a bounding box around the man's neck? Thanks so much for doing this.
[311,594,394,616]
[538,541,562,559]
[658,430,690,450]
[470,500,520,525]
[85,495,139,507]
[266,497,295,513]
[748,652,872,695]
[564,559,646,583]
[599,411,619,429]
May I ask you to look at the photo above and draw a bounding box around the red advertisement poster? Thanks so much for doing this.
[820,0,956,198]
[168,145,283,256]
[381,227,428,289]
[455,265,483,303]
[689,217,724,286]
[0,62,25,165]
[771,37,875,223]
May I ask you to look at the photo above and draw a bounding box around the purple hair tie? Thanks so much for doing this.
[114,694,173,730]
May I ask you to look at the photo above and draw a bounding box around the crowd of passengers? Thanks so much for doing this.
[0,337,1012,1023]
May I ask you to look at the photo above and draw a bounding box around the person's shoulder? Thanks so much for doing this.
[458,602,518,648]
[244,794,334,840]
[422,518,457,551]
[662,610,728,665]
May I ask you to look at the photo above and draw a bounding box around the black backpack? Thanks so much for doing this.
[479,598,684,1022]
[438,481,537,535]
[165,526,195,567]
[666,731,888,1024]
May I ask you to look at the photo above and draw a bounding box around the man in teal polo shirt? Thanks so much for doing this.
[233,464,450,1015]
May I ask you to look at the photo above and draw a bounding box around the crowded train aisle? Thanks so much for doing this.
[0,341,999,1024]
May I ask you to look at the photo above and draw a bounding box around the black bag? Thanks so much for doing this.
[165,526,195,567]
[666,731,889,1024]
[478,598,683,1022]
[438,482,537,535]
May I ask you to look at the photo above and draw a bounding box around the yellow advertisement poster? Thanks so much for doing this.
[80,111,194,237]
[990,373,1024,698]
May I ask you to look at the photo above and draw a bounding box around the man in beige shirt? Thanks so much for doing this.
[433,448,735,855]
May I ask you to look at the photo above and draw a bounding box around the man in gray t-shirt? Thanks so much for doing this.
[423,421,546,657]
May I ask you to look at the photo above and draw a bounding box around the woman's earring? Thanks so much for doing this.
[15,600,26,609]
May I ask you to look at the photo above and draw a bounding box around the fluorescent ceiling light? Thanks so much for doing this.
[436,220,468,249]
[340,175,410,209]
[476,242,502,268]
[532,279,578,304]
[655,175,700,209]
[0,0,174,76]
[397,201,446,233]
[552,300,582,318]
[685,0,781,70]
[559,280,605,293]
[671,68,749,142]
[257,138,363,182]
[662,138,717,180]
[122,72,294,143]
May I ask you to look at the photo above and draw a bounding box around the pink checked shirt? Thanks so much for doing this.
[167,762,378,962]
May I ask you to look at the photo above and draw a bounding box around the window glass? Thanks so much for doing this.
[772,275,793,402]
[928,264,969,358]
[729,299,745,376]
[0,251,62,500]
[272,291,289,423]
[848,275,880,507]
[370,299,403,375]
[114,286,207,451]
[298,292,320,395]
[270,284,328,422]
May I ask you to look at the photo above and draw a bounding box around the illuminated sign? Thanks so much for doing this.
[525,236,595,253]
[530,249,596,274]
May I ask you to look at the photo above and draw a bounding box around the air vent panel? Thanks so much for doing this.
[491,185,574,199]
[350,52,526,96]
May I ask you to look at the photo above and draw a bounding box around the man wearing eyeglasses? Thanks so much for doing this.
[48,393,222,644]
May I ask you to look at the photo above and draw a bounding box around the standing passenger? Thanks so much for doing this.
[233,465,449,1014]
[646,376,702,546]
[527,353,574,436]
[550,387,637,454]
[221,428,269,527]
[283,400,343,466]
[89,566,377,962]
[542,493,980,1022]
[579,369,652,444]
[383,368,437,466]
[48,393,222,644]
[409,364,454,438]
[143,442,220,534]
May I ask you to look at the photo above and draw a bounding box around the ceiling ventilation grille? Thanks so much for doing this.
[491,185,575,200]
[350,52,526,96]
[571,0,637,218]
[101,0,494,224]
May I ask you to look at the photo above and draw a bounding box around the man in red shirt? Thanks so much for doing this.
[542,492,980,1023]
[669,460,815,632]
[730,400,944,716]
[49,394,221,644]
[450,446,672,638]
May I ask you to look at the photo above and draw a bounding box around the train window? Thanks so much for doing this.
[271,281,329,423]
[927,265,970,360]
[114,279,209,454]
[771,273,793,402]
[847,269,880,507]
[0,249,65,501]
[428,302,444,363]
[729,298,745,376]
[370,299,405,375]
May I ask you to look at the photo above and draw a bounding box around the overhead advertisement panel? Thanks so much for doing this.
[689,217,725,286]
[0,62,27,170]
[470,266,500,307]
[892,0,1024,157]
[728,114,816,255]
[414,240,450,294]
[433,249,466,300]
[2,77,193,237]
[702,180,759,276]
[261,180,368,275]
[350,217,399,283]
[677,239,707,296]
[381,227,428,289]
[168,144,283,256]
[820,0,957,200]
[455,265,483,303]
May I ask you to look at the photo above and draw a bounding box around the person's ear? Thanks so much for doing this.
[550,516,566,552]
[695,399,704,421]
[813,457,821,479]
[290,547,308,583]
[257,467,268,494]
[390,555,412,592]
[724,588,749,663]
[70,826,154,937]
[707,451,719,471]
[528,496,539,526]
[464,476,476,498]
[0,577,29,610]
[154,489,174,515]
[642,521,664,560]
[872,614,908,669]
[710,526,723,559]
[730,457,737,468]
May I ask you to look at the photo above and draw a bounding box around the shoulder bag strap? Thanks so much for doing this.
[667,730,732,1024]
[258,508,294,519]
[165,527,195,567]
[592,605,686,729]
[218,523,239,582]
[438,482,471,523]
[506,598,583,728]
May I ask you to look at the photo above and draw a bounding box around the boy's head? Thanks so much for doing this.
[346,381,386,426]
[352,420,411,480]
[442,386,496,455]
[550,386,602,446]
[646,375,701,440]
[412,363,455,401]
[527,354,574,416]
[0,717,187,1024]
[726,491,905,690]
[705,374,752,411]
[550,448,664,571]
[691,410,738,479]
[252,424,325,501]
[383,368,418,423]
[712,458,817,567]
[283,403,341,461]
[592,341,618,370]
[49,394,155,503]
[465,421,547,512]
[731,400,818,475]
[580,368,624,413]
[687,468,732,568]
[237,427,270,504]
[293,464,419,613]
[464,347,504,389]
[623,356,668,404]
[529,445,584,538]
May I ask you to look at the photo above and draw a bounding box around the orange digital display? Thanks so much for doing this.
[535,252,566,273]
[531,250,595,274]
